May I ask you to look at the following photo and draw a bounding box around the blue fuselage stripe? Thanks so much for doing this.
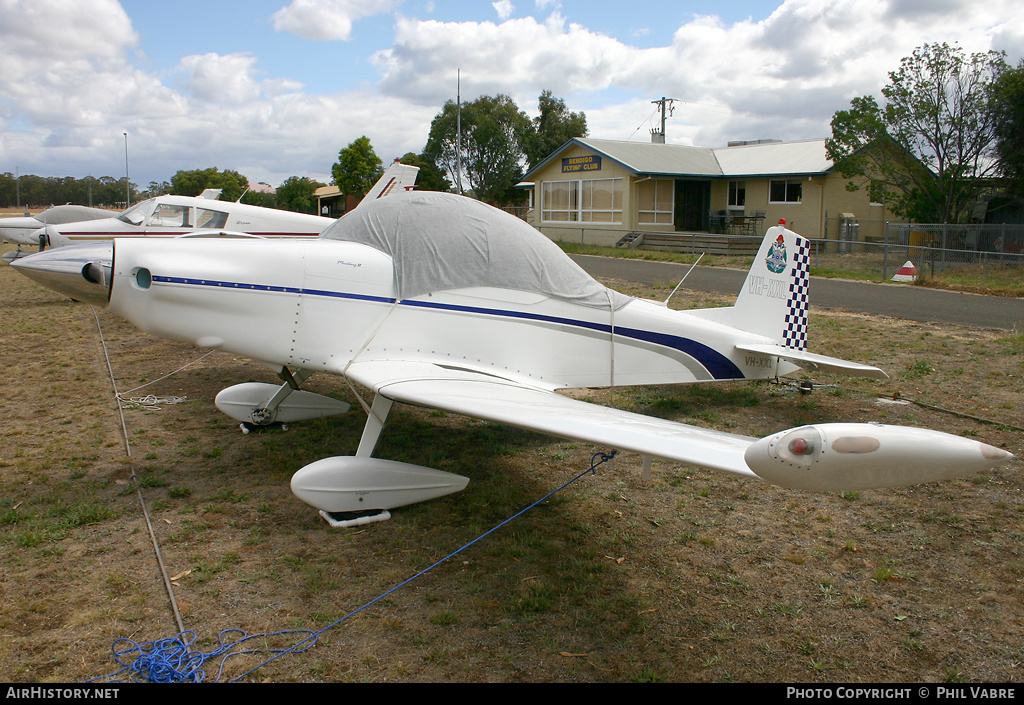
[149,276,743,379]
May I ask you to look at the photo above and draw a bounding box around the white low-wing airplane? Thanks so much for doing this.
[12,191,1013,527]
[23,161,420,250]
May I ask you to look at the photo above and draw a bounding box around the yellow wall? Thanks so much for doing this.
[820,174,891,241]
[529,144,896,245]
[529,144,640,246]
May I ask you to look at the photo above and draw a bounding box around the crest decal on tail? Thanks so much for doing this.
[766,234,787,274]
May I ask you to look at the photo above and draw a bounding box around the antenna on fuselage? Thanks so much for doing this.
[456,69,464,196]
[662,254,703,307]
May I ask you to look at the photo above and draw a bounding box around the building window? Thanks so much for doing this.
[728,180,746,208]
[581,179,622,223]
[638,179,674,224]
[769,179,802,204]
[542,179,622,223]
[541,181,579,221]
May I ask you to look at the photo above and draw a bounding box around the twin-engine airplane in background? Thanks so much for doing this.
[4,161,420,253]
[12,191,1013,527]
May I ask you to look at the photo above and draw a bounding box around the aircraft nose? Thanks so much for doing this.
[10,241,114,306]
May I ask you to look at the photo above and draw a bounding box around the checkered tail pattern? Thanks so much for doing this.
[782,236,810,351]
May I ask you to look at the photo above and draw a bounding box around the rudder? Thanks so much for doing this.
[728,222,811,350]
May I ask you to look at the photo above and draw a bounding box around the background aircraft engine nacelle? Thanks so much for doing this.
[744,423,1012,491]
[291,456,470,514]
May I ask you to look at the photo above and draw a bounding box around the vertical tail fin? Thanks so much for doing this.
[360,161,421,205]
[732,222,811,349]
[694,222,810,349]
[695,222,889,380]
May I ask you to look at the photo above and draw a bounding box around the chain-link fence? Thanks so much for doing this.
[528,212,1023,286]
[881,222,1024,271]
[809,221,1024,285]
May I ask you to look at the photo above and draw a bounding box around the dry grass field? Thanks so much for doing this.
[1,241,1021,683]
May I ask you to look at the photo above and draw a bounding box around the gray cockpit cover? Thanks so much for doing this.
[321,191,631,310]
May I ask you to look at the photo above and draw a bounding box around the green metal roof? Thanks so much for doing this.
[525,137,833,180]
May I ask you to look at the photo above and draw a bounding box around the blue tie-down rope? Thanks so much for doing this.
[90,629,318,683]
[91,450,617,683]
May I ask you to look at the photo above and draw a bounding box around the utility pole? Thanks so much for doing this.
[650,97,677,143]
[123,132,132,208]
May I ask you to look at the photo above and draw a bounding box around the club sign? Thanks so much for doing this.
[562,155,602,173]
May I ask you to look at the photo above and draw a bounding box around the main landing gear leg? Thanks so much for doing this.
[247,368,314,426]
[355,393,394,457]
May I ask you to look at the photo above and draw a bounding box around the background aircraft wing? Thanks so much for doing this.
[344,361,759,479]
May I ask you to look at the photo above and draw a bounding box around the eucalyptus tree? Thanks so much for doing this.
[990,58,1024,198]
[827,43,1006,223]
[424,94,533,205]
[331,136,383,198]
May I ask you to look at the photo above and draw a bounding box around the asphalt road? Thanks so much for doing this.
[571,254,1023,331]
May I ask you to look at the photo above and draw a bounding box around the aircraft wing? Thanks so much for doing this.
[735,343,889,380]
[345,361,759,479]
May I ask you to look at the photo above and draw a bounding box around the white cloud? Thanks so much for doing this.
[374,0,1024,150]
[373,12,633,104]
[178,53,265,104]
[271,0,400,41]
[0,0,422,185]
[493,1,514,21]
[0,0,182,177]
[4,0,1023,188]
[0,0,136,65]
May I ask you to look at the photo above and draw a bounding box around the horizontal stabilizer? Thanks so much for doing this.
[735,343,888,380]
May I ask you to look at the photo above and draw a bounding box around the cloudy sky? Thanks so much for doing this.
[1,0,1021,189]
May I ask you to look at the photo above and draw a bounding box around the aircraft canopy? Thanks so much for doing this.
[320,191,631,310]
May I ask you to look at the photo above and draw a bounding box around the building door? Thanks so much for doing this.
[674,180,710,232]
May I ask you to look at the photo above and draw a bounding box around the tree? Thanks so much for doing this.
[0,173,136,208]
[170,167,249,202]
[827,43,1007,223]
[424,94,533,205]
[990,59,1024,198]
[146,181,171,198]
[239,190,278,209]
[525,90,588,170]
[332,136,383,198]
[276,176,325,213]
